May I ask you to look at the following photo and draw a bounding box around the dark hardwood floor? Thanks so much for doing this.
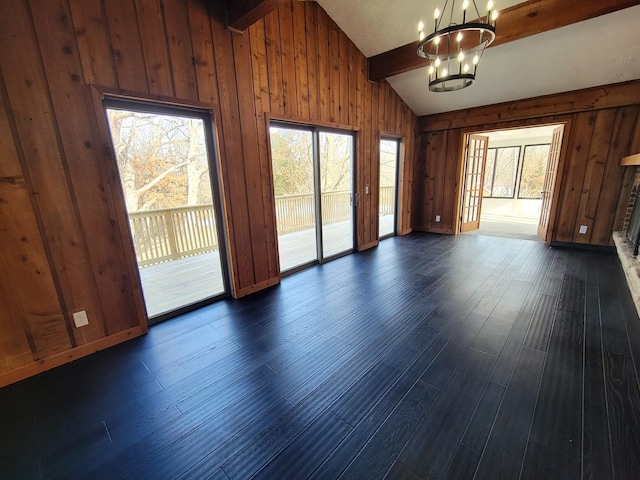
[2,232,640,479]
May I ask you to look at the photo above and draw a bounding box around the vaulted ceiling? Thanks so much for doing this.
[314,0,640,116]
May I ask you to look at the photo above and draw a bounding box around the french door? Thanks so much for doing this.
[460,134,489,232]
[104,100,229,321]
[270,124,355,273]
[537,125,564,241]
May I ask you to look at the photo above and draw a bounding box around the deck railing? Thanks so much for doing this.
[129,186,395,267]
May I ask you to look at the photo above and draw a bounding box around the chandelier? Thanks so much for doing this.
[417,1,498,92]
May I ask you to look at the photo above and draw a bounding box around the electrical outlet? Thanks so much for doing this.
[365,185,369,194]
[579,225,588,234]
[72,310,89,328]
[435,215,441,222]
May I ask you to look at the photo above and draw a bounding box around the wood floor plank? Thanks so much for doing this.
[252,410,352,480]
[598,257,640,479]
[1,234,639,479]
[460,380,505,453]
[582,257,613,480]
[399,348,497,478]
[338,379,440,480]
[472,346,545,480]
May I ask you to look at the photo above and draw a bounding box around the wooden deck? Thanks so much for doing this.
[140,219,397,317]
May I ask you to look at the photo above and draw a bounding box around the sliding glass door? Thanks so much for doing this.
[270,124,355,273]
[105,100,228,320]
[379,138,399,238]
[320,132,354,258]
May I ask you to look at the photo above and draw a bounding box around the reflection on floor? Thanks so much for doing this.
[464,213,540,241]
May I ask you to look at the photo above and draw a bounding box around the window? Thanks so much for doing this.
[518,144,550,199]
[483,146,520,198]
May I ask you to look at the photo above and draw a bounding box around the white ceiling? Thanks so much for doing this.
[315,1,640,116]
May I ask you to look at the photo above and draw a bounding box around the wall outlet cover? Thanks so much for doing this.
[436,215,441,222]
[579,225,588,234]
[72,310,89,328]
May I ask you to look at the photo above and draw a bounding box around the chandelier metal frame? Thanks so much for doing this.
[417,1,497,92]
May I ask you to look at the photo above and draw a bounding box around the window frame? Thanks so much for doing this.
[482,145,521,199]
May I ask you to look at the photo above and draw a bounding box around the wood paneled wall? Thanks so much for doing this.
[0,0,416,385]
[413,81,640,245]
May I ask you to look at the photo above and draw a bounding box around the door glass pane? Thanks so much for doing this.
[106,108,225,318]
[490,146,520,198]
[319,132,353,258]
[379,139,398,238]
[519,144,550,199]
[269,126,317,271]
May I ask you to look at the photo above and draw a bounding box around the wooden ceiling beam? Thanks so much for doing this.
[225,0,289,31]
[369,0,640,81]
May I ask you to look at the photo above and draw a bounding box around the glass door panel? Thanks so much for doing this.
[105,106,227,319]
[319,132,354,258]
[379,139,399,238]
[269,126,317,272]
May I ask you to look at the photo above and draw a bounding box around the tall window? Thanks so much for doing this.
[483,146,521,198]
[518,144,550,199]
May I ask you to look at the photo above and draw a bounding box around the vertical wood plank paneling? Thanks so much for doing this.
[555,112,596,242]
[590,106,639,245]
[103,0,149,92]
[187,0,219,105]
[328,17,340,123]
[0,0,107,354]
[67,0,118,88]
[249,20,269,115]
[0,78,62,370]
[232,31,272,283]
[29,0,138,338]
[263,9,283,116]
[292,1,309,120]
[278,2,297,117]
[162,0,198,101]
[248,20,278,278]
[348,41,357,127]
[572,109,616,243]
[338,30,349,125]
[0,0,420,384]
[134,0,173,96]
[316,7,330,123]
[305,2,320,121]
[442,129,461,231]
[210,9,255,290]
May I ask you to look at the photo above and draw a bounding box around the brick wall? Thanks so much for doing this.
[623,167,640,231]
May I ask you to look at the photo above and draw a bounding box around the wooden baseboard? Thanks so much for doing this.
[0,326,145,388]
[358,241,379,251]
[412,226,456,234]
[234,276,281,299]
[550,240,616,253]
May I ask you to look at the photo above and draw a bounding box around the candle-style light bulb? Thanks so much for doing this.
[429,66,435,75]
[435,57,441,67]
[457,32,463,43]
[463,63,470,73]
[458,52,465,62]
[442,68,448,77]
[463,0,469,10]
[434,7,440,18]
[434,36,440,45]
[473,54,479,64]
[492,10,498,21]
[487,0,494,9]
[418,20,424,31]
[420,31,425,41]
